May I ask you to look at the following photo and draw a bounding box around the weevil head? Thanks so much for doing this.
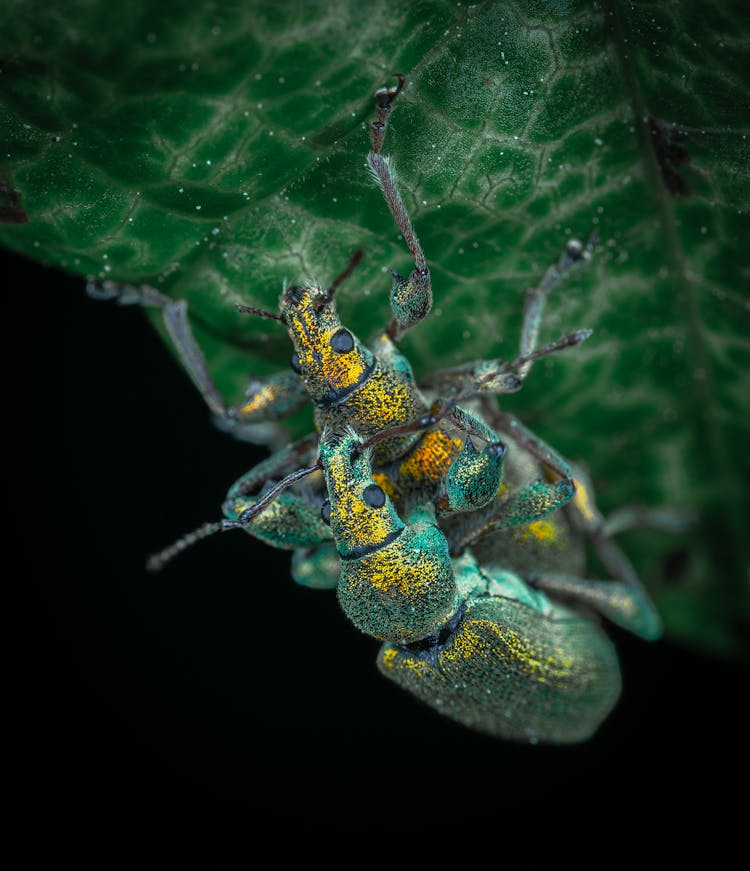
[280,284,374,405]
[318,428,404,557]
[320,429,458,644]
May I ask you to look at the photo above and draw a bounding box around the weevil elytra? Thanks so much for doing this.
[93,75,686,742]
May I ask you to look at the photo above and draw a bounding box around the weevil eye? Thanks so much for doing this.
[330,328,354,354]
[320,500,331,525]
[290,352,302,374]
[362,483,386,508]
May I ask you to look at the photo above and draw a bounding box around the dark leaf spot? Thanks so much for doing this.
[648,114,691,197]
[0,175,27,223]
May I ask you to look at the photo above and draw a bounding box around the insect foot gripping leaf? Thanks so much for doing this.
[319,429,630,745]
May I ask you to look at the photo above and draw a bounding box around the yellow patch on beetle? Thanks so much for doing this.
[381,647,398,670]
[240,383,278,416]
[518,519,558,545]
[372,471,399,499]
[398,431,462,485]
[443,619,575,686]
[571,477,596,522]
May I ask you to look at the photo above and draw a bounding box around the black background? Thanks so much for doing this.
[8,248,746,850]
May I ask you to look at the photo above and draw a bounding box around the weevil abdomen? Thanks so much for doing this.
[378,553,621,744]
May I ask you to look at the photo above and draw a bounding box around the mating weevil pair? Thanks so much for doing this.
[96,75,685,743]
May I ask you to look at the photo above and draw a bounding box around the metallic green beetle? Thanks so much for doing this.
[91,76,686,740]
[318,427,661,744]
[107,76,594,580]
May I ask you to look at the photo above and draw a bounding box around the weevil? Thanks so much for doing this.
[318,428,662,744]
[98,76,596,585]
[91,75,687,740]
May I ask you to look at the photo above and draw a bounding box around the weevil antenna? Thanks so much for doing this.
[221,460,323,530]
[320,247,364,305]
[146,521,226,572]
[358,329,592,453]
[499,329,592,378]
[146,460,323,571]
[236,304,287,324]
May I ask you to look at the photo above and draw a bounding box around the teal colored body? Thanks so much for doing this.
[317,429,655,744]
[118,75,682,742]
[378,552,621,744]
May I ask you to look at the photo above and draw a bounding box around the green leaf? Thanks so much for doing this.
[2,0,748,655]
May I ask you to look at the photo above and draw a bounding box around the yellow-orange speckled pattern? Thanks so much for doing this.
[381,647,426,678]
[240,383,280,417]
[381,647,398,669]
[398,431,462,487]
[315,359,424,465]
[344,365,420,431]
[325,446,400,551]
[357,537,439,597]
[372,471,399,499]
[517,519,558,545]
[442,619,574,686]
[288,295,368,391]
[227,490,330,550]
[336,515,457,642]
[377,593,621,742]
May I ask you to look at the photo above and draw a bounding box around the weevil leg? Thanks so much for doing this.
[559,465,690,639]
[491,410,575,483]
[600,505,697,537]
[366,75,432,339]
[527,571,661,640]
[419,236,595,396]
[147,438,328,571]
[161,295,308,437]
[393,399,509,514]
[437,436,507,515]
[452,411,576,548]
[357,390,510,515]
[419,328,592,399]
[89,281,307,445]
[567,464,697,539]
[223,477,332,551]
[463,448,674,640]
[224,434,317,503]
[419,358,523,397]
[290,543,340,589]
[447,403,501,444]
[453,477,576,549]
[517,235,596,380]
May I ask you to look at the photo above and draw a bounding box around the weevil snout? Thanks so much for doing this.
[321,428,347,449]
[280,284,375,405]
[282,283,333,312]
[320,428,364,464]
[283,285,307,305]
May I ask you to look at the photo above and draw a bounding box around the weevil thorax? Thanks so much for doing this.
[320,430,459,645]
[280,283,374,407]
